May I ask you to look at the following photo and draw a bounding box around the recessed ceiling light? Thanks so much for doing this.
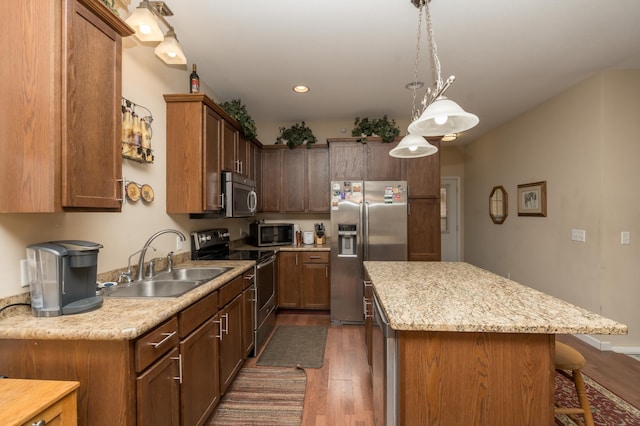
[292,85,310,93]
[441,133,458,142]
[405,81,424,90]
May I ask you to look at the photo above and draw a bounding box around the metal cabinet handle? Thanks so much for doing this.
[363,279,373,288]
[222,313,229,335]
[32,421,45,426]
[214,318,223,340]
[244,273,255,281]
[149,331,176,349]
[309,256,321,259]
[325,266,329,278]
[171,354,183,384]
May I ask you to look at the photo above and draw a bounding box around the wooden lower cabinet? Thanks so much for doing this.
[137,347,181,426]
[0,273,254,426]
[180,318,220,426]
[242,279,256,358]
[278,251,330,309]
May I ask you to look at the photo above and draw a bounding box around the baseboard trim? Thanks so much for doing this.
[572,333,640,354]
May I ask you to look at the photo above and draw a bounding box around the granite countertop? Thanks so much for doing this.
[364,261,628,335]
[0,260,254,341]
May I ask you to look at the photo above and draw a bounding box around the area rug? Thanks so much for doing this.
[209,367,306,425]
[256,325,328,368]
[555,370,640,425]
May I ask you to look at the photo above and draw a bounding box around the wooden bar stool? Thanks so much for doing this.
[555,340,594,426]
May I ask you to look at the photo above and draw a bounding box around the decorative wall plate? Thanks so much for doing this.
[126,182,140,202]
[141,184,155,203]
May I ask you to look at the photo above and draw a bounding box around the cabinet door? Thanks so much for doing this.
[407,198,441,261]
[301,263,330,309]
[307,147,330,212]
[137,347,180,426]
[366,142,402,181]
[260,149,282,212]
[204,106,222,211]
[237,135,250,177]
[329,142,364,180]
[218,294,243,395]
[404,140,440,198]
[242,285,256,357]
[364,277,373,368]
[278,252,300,308]
[282,149,306,212]
[180,318,219,426]
[221,120,238,173]
[64,0,123,210]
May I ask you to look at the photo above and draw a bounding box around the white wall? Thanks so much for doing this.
[464,70,640,350]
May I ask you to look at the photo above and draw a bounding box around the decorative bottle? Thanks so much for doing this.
[190,64,200,93]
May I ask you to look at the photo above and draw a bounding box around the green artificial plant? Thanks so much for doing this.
[351,115,401,143]
[220,99,258,139]
[275,121,317,149]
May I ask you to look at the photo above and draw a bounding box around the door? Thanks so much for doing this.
[364,181,407,261]
[440,177,460,261]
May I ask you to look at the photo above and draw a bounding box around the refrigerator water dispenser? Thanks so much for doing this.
[337,224,357,256]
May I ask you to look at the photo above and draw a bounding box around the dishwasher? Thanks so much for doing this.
[372,293,397,426]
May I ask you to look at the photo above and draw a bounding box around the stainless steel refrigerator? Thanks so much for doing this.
[330,180,407,324]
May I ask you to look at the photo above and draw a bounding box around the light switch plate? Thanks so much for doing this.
[571,229,586,242]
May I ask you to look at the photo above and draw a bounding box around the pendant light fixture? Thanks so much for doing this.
[407,0,479,137]
[125,1,164,42]
[126,1,187,65]
[390,1,438,159]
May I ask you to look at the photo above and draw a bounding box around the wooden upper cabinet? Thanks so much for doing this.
[328,138,402,181]
[328,141,365,180]
[307,147,330,212]
[0,0,133,212]
[165,94,223,214]
[366,142,403,181]
[260,148,283,212]
[222,121,239,173]
[282,149,306,212]
[404,139,441,198]
[260,145,330,213]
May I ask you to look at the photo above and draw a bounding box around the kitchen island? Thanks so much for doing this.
[364,261,627,426]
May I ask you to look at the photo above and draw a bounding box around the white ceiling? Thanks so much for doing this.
[163,0,640,143]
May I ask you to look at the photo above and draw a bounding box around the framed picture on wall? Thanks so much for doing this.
[517,181,547,217]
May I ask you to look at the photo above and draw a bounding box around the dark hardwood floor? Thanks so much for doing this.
[556,333,640,408]
[240,312,639,425]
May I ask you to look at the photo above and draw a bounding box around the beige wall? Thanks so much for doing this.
[464,70,640,350]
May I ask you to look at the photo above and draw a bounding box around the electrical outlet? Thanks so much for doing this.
[571,229,586,242]
[621,231,631,245]
[176,236,183,250]
[20,259,29,287]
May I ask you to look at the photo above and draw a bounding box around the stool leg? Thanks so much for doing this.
[572,369,594,426]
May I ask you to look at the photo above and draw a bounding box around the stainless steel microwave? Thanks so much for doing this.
[222,171,257,218]
[249,223,294,246]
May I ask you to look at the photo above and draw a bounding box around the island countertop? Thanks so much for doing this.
[364,261,627,335]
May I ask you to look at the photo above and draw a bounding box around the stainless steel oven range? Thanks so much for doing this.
[191,228,276,356]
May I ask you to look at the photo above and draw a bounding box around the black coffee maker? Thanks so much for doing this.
[26,240,103,317]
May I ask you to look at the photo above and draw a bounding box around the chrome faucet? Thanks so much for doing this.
[136,229,187,281]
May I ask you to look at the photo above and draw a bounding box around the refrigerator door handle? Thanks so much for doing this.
[363,201,370,261]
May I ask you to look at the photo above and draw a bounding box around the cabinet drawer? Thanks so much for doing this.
[135,317,179,373]
[243,269,255,290]
[179,291,219,338]
[219,276,243,307]
[302,252,329,263]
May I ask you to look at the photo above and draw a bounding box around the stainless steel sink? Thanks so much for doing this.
[152,267,232,282]
[106,267,232,298]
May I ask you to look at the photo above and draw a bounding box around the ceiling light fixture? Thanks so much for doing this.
[441,133,457,142]
[406,0,479,137]
[390,1,438,159]
[126,1,187,65]
[293,85,310,93]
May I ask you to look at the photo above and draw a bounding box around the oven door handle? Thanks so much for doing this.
[257,255,276,269]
